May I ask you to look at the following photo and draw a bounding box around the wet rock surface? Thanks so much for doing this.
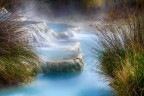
[42,53,84,74]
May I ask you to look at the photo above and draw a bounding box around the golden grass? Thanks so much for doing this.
[0,13,40,88]
[93,12,144,96]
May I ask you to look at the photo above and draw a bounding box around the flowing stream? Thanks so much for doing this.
[0,22,114,96]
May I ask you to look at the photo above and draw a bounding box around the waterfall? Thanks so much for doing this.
[23,21,83,62]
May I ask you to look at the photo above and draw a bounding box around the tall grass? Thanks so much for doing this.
[0,13,40,88]
[93,13,144,96]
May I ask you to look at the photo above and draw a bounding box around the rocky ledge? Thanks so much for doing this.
[41,53,84,74]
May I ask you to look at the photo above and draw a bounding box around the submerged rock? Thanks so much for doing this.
[42,53,84,74]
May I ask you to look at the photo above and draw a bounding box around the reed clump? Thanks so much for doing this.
[93,13,144,96]
[0,13,40,88]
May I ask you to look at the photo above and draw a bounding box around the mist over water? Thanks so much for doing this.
[0,22,114,96]
[0,0,115,96]
[18,0,108,22]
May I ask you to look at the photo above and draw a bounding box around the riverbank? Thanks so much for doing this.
[0,13,40,88]
[93,13,144,96]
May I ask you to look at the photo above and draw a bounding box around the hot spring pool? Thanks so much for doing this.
[0,23,114,96]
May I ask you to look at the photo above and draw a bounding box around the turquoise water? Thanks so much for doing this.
[0,23,114,96]
[47,23,75,32]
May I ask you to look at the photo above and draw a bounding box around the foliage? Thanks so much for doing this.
[0,13,40,88]
[93,13,144,96]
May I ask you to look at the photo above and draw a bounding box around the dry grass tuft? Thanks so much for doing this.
[93,12,144,96]
[0,13,40,88]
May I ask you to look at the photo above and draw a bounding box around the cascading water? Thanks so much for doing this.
[0,21,114,96]
[25,22,82,62]
[25,22,57,46]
